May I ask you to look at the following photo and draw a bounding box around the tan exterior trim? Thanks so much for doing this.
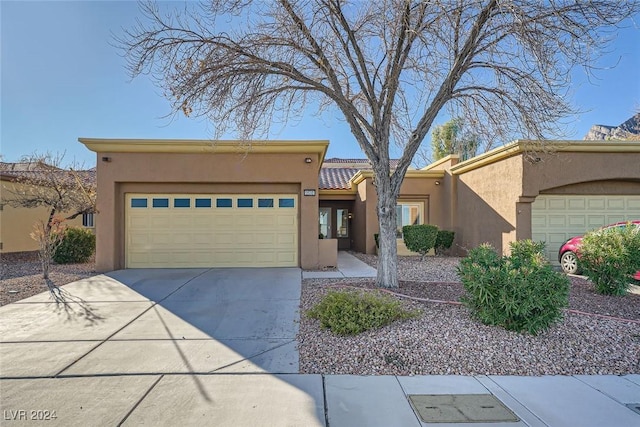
[421,154,460,171]
[350,169,445,186]
[319,189,357,196]
[79,138,329,166]
[451,140,640,175]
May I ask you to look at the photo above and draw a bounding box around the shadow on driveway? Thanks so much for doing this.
[0,268,325,426]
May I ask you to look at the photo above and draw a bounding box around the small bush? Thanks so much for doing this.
[435,230,455,255]
[403,224,439,258]
[307,289,419,335]
[374,233,379,248]
[579,224,640,296]
[457,240,569,335]
[53,227,96,264]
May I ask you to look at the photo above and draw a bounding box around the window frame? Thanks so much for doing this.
[396,201,425,238]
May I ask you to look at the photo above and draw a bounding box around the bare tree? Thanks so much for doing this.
[3,153,96,279]
[118,0,639,288]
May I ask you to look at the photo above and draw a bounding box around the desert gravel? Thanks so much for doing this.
[3,251,639,375]
[298,254,640,376]
[0,252,97,306]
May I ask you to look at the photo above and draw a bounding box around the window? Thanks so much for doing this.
[82,213,94,228]
[279,198,295,208]
[152,198,169,208]
[396,202,423,237]
[174,198,190,208]
[336,209,349,238]
[258,198,274,208]
[195,198,212,208]
[237,198,253,208]
[319,207,331,238]
[216,198,233,208]
[131,198,148,208]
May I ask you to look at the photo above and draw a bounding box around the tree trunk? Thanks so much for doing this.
[376,185,399,288]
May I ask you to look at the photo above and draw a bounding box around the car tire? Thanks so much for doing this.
[560,251,580,275]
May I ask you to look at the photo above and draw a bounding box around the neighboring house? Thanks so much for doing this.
[78,138,640,272]
[0,162,96,253]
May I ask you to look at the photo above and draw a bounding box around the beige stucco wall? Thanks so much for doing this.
[521,151,640,197]
[93,151,321,272]
[455,155,524,255]
[453,147,640,256]
[1,180,85,253]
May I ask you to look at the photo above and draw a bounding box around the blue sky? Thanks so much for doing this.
[1,1,639,167]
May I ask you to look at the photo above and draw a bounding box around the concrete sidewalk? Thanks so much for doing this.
[303,251,377,279]
[2,373,639,426]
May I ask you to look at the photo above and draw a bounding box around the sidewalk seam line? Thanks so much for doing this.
[482,376,549,427]
[322,375,330,427]
[118,374,164,426]
[52,269,213,377]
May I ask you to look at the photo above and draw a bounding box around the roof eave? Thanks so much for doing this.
[450,140,640,175]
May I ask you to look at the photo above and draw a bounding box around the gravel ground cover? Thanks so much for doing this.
[298,254,640,376]
[0,252,97,306]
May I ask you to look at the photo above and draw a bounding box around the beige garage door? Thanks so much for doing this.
[125,194,298,268]
[532,195,640,265]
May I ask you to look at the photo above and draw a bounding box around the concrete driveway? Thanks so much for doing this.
[1,268,302,376]
[0,268,326,426]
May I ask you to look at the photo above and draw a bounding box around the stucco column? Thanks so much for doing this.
[516,197,534,241]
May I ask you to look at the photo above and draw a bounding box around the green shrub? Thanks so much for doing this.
[402,224,439,258]
[457,240,569,335]
[307,289,419,335]
[579,224,640,296]
[374,233,379,248]
[435,230,455,255]
[53,227,96,264]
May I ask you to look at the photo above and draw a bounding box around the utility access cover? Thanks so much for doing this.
[408,394,520,423]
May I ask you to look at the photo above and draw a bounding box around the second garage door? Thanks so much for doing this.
[531,194,640,265]
[125,194,298,268]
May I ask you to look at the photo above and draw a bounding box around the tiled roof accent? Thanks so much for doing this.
[319,167,360,190]
[0,162,96,187]
[322,158,400,168]
[319,158,401,190]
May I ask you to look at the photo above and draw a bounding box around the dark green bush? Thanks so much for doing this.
[435,230,455,255]
[53,227,96,264]
[457,240,569,335]
[579,224,640,296]
[307,289,419,335]
[374,233,379,248]
[402,224,439,258]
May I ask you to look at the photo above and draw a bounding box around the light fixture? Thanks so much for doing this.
[348,212,353,219]
[304,157,312,163]
[435,180,440,185]
[101,156,111,162]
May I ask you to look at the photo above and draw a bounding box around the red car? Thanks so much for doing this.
[558,220,640,280]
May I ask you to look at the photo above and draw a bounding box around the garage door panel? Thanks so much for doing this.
[532,194,640,265]
[255,216,276,227]
[567,198,586,210]
[607,199,625,210]
[254,233,276,245]
[126,194,298,268]
[236,233,255,245]
[567,216,586,228]
[548,215,566,228]
[214,233,235,245]
[588,199,605,210]
[548,199,566,210]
